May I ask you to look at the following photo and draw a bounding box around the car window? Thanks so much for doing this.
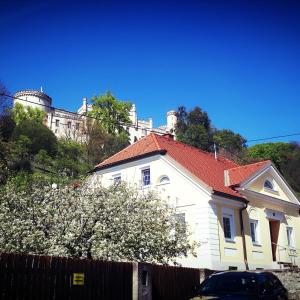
[258,274,273,295]
[200,273,257,296]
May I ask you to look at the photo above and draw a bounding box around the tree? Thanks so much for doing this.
[12,119,58,157]
[54,139,90,178]
[0,181,194,263]
[88,91,132,135]
[246,142,292,168]
[213,129,247,158]
[12,103,46,125]
[0,81,12,115]
[175,106,213,151]
[83,120,130,166]
[0,114,15,142]
[246,142,300,195]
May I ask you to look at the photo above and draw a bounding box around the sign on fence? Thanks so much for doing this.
[73,273,85,286]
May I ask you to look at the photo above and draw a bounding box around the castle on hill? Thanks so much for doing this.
[13,89,177,144]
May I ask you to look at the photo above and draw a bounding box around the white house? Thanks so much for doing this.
[89,133,300,270]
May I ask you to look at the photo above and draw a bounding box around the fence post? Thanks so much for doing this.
[132,262,139,300]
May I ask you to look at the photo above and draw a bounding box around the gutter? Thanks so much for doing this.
[239,202,249,270]
[88,149,167,174]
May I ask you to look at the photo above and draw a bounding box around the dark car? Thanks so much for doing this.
[190,271,288,300]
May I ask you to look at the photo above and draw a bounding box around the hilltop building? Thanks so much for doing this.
[13,89,176,143]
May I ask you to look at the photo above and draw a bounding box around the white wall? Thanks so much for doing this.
[91,154,223,268]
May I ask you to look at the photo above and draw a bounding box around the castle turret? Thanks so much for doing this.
[14,90,52,113]
[166,110,177,132]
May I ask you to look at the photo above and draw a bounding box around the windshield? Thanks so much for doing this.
[200,273,258,296]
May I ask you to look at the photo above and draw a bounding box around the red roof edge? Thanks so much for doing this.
[91,149,167,172]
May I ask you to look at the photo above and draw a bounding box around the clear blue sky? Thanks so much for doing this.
[1,0,299,144]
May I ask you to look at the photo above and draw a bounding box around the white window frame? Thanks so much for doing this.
[287,226,295,248]
[264,177,278,193]
[222,208,236,242]
[250,219,260,245]
[141,167,151,187]
[157,175,170,185]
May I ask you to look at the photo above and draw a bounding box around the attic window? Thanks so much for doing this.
[159,176,170,185]
[264,179,274,190]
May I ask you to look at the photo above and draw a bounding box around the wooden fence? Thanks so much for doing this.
[151,264,201,300]
[0,252,211,300]
[0,253,133,300]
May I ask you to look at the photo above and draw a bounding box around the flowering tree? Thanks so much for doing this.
[0,181,194,264]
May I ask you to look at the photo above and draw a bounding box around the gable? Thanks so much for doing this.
[242,165,299,204]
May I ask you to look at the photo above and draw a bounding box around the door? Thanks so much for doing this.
[269,220,280,261]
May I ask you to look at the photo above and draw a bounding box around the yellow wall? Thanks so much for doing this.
[248,172,289,201]
[216,198,300,269]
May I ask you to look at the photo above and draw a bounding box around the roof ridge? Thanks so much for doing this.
[155,134,237,164]
[227,160,271,171]
[94,135,151,168]
[151,133,163,151]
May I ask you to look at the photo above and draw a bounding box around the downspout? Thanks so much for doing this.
[239,202,249,270]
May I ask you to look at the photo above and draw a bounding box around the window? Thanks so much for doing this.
[159,175,170,185]
[55,119,59,127]
[223,216,232,239]
[67,121,71,129]
[222,209,235,241]
[264,179,274,190]
[76,123,80,130]
[250,219,259,244]
[287,227,294,247]
[142,168,151,186]
[176,213,186,225]
[113,175,121,184]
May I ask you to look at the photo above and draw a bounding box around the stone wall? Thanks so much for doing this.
[271,270,300,300]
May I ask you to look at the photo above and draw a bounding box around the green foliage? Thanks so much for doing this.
[0,114,15,141]
[13,103,46,125]
[176,106,213,151]
[246,142,292,168]
[0,182,194,263]
[246,142,300,193]
[12,119,58,157]
[213,129,247,156]
[55,139,90,178]
[88,91,132,135]
[84,121,130,166]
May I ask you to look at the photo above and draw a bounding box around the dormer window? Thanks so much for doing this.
[264,179,274,190]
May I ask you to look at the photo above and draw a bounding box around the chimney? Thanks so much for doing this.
[162,133,174,140]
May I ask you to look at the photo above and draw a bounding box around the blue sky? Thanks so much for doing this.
[1,0,299,144]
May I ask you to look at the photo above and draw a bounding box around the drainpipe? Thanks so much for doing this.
[239,202,249,270]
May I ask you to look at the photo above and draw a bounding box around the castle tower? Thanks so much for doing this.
[14,89,52,113]
[166,110,177,133]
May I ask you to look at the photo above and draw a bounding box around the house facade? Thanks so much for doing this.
[89,133,300,270]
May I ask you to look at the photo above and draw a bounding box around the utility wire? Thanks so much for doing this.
[1,93,299,144]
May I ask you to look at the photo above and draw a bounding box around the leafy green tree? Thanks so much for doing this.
[246,142,292,168]
[84,121,130,166]
[88,91,132,135]
[0,181,194,263]
[12,119,58,157]
[213,129,247,156]
[246,142,300,195]
[0,81,12,115]
[55,139,90,178]
[175,106,213,151]
[13,103,46,125]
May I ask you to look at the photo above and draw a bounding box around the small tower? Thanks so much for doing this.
[14,89,52,113]
[129,104,138,125]
[166,110,177,133]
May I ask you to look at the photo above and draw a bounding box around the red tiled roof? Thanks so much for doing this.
[95,134,269,199]
[227,160,271,187]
